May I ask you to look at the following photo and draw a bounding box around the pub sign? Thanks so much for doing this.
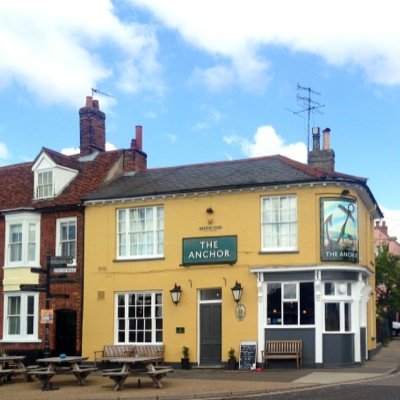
[182,235,237,266]
[320,198,358,262]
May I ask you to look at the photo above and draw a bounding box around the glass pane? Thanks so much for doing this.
[267,283,281,325]
[324,282,335,295]
[200,288,222,301]
[283,283,297,299]
[283,302,298,324]
[325,303,340,331]
[300,282,315,325]
[345,303,351,331]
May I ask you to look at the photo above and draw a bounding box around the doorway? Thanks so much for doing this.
[199,289,222,365]
[54,309,77,356]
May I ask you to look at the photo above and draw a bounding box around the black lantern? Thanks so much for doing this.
[170,283,182,305]
[231,281,243,303]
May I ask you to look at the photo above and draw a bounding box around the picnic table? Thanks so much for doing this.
[0,355,29,384]
[29,356,97,391]
[101,355,173,391]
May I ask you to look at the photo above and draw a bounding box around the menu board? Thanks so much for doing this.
[239,341,257,370]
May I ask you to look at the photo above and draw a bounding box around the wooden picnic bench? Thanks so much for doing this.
[27,369,56,391]
[0,369,14,384]
[262,340,303,369]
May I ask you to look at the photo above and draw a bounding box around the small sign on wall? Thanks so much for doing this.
[40,309,54,324]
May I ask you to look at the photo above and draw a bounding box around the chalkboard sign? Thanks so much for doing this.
[239,341,257,370]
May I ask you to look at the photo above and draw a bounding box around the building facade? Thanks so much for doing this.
[82,128,382,368]
[0,97,146,360]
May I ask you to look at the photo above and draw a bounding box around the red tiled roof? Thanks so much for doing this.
[0,150,124,211]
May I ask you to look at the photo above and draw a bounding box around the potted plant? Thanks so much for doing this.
[227,347,237,370]
[181,346,191,369]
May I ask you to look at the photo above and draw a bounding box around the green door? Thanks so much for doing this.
[200,302,222,365]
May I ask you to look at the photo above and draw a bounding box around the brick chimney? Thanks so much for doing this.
[79,96,106,156]
[308,127,335,171]
[124,125,147,172]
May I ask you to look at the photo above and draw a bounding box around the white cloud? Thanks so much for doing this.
[61,142,117,155]
[224,125,307,163]
[131,0,400,87]
[0,142,10,161]
[0,0,163,107]
[61,147,80,156]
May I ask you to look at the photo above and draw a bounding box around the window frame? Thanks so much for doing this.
[56,217,77,265]
[261,195,298,252]
[5,213,40,267]
[266,281,315,327]
[115,291,163,344]
[117,206,164,260]
[323,281,353,333]
[2,292,39,342]
[36,169,54,199]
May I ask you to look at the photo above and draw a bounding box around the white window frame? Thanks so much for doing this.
[323,281,353,333]
[117,206,164,260]
[2,292,39,342]
[56,217,77,265]
[261,195,297,252]
[36,169,54,199]
[266,281,315,327]
[4,213,40,267]
[115,292,163,344]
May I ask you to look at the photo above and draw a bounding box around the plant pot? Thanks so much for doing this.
[181,357,191,370]
[226,358,237,370]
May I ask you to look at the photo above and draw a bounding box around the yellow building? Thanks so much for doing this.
[82,128,382,368]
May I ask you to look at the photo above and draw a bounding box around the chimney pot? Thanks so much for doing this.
[322,128,331,150]
[85,96,93,108]
[135,125,143,151]
[312,127,320,151]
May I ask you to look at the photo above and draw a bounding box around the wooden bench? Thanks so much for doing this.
[0,369,14,384]
[27,370,57,391]
[146,367,173,388]
[95,344,164,366]
[71,365,98,385]
[262,340,302,369]
[101,370,130,391]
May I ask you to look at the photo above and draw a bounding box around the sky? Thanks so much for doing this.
[0,1,400,238]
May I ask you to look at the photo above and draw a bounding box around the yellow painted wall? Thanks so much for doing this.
[82,184,376,362]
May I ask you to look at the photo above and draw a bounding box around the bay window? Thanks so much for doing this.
[5,213,40,267]
[324,282,353,332]
[267,282,314,326]
[3,292,38,341]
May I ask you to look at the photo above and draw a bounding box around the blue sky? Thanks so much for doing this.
[0,1,399,237]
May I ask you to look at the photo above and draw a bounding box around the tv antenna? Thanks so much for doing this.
[287,84,325,151]
[91,88,114,98]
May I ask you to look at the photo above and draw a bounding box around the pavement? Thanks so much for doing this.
[2,337,400,400]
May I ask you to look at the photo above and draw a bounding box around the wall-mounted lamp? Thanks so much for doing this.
[206,207,214,214]
[170,283,182,305]
[231,281,243,303]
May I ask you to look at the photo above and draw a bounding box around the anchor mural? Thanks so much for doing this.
[321,198,358,262]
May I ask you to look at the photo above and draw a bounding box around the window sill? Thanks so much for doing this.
[259,250,299,255]
[0,339,42,343]
[114,257,165,263]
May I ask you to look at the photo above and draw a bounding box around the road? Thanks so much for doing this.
[229,371,400,400]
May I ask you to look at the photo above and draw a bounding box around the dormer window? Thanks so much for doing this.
[37,170,53,199]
